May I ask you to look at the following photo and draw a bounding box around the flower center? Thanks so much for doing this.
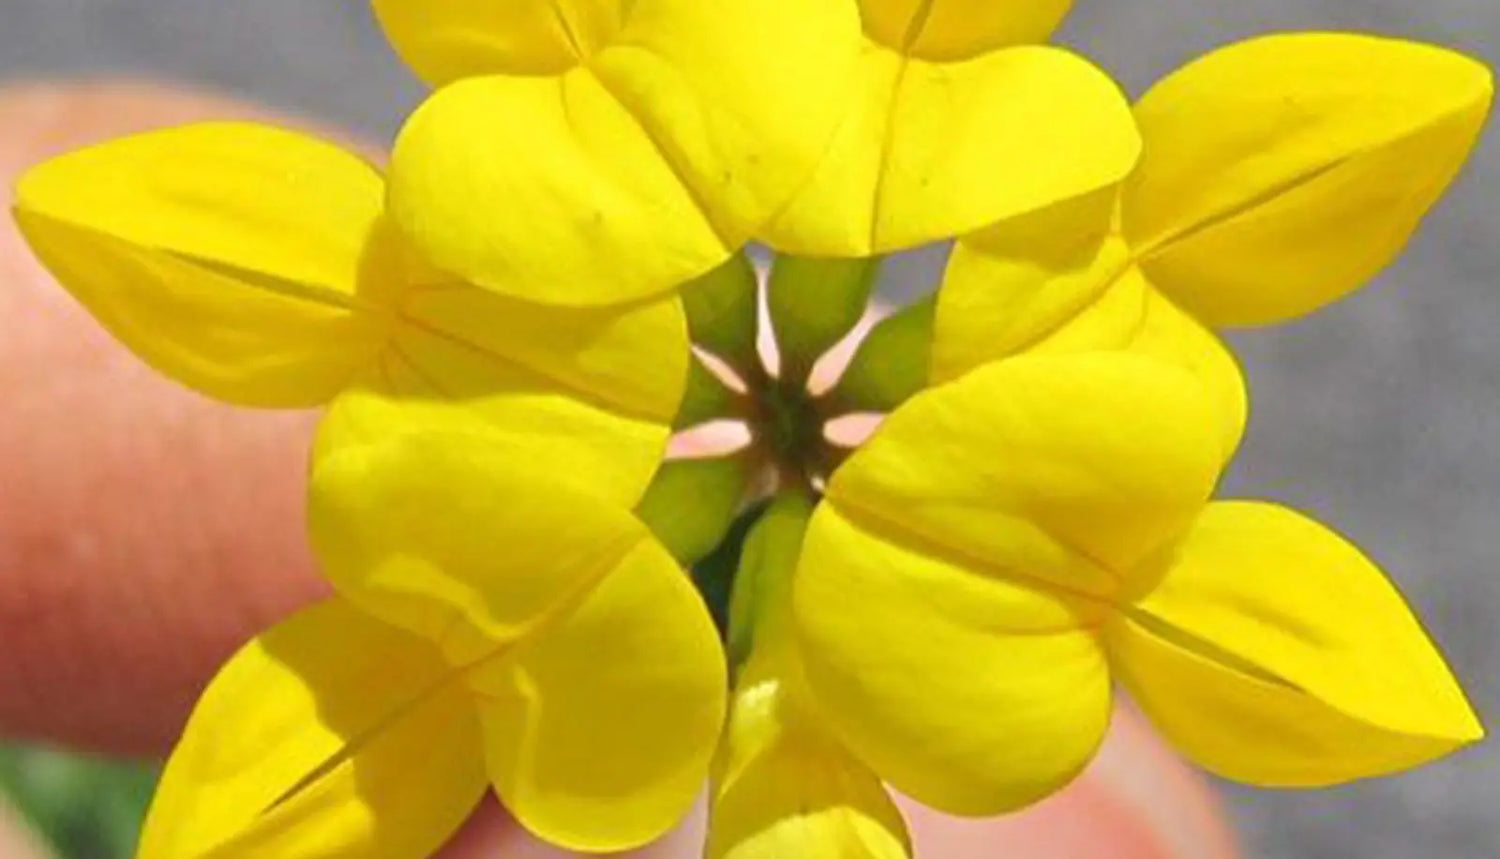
[750,375,831,488]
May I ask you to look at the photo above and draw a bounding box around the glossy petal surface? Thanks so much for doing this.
[709,656,910,859]
[389,72,728,307]
[387,0,861,306]
[1111,502,1484,785]
[1031,269,1246,460]
[312,435,656,648]
[796,355,1223,813]
[373,0,624,81]
[310,436,725,850]
[317,231,687,504]
[931,191,1126,385]
[795,504,1111,814]
[1126,33,1494,326]
[826,354,1222,597]
[138,600,486,859]
[472,541,726,851]
[859,0,1072,58]
[13,122,389,406]
[763,46,1138,256]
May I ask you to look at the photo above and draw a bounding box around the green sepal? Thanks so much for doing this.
[828,295,935,413]
[767,255,880,383]
[636,454,754,567]
[726,493,816,675]
[688,500,769,643]
[682,251,760,371]
[676,355,744,429]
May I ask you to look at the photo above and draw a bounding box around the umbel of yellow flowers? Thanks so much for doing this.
[6,1,1494,858]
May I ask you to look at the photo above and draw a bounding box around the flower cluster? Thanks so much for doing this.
[10,2,1494,858]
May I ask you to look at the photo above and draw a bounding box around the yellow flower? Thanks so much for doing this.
[758,0,1139,257]
[371,0,866,305]
[12,122,686,503]
[932,33,1495,457]
[138,435,727,857]
[373,0,1143,306]
[793,352,1482,815]
[709,495,911,859]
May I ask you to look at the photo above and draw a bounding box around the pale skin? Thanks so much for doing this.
[0,82,1239,859]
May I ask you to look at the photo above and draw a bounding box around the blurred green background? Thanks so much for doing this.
[0,746,156,858]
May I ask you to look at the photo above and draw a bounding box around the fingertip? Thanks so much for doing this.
[0,81,338,755]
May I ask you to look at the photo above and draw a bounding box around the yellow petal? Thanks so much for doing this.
[1125,33,1495,326]
[827,353,1222,597]
[1030,269,1247,461]
[311,433,662,649]
[472,525,726,851]
[311,434,727,850]
[932,194,1246,459]
[389,71,728,307]
[762,46,1138,256]
[793,502,1111,814]
[372,0,623,82]
[1110,502,1484,786]
[931,189,1126,385]
[709,653,911,859]
[138,599,486,859]
[314,238,687,505]
[389,0,862,306]
[599,0,863,248]
[859,0,1072,58]
[13,122,389,406]
[15,122,381,292]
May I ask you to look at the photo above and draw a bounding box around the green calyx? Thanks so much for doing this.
[650,248,936,646]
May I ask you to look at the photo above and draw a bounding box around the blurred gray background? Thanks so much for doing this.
[0,1,1496,856]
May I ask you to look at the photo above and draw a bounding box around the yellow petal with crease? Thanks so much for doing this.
[598,0,862,248]
[315,244,686,504]
[933,196,1246,459]
[793,503,1110,814]
[762,46,1138,257]
[1110,502,1484,786]
[472,528,726,851]
[311,434,726,850]
[15,122,382,291]
[138,599,486,859]
[859,0,1072,58]
[931,189,1128,385]
[1031,270,1247,460]
[827,353,1222,597]
[372,0,623,81]
[389,0,861,306]
[1125,33,1494,326]
[708,653,910,859]
[310,434,664,651]
[391,71,727,306]
[13,122,390,406]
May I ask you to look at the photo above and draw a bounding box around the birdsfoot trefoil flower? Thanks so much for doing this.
[138,436,726,857]
[5,2,1493,858]
[12,122,689,502]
